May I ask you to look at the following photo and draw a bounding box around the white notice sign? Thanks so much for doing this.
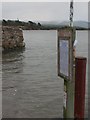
[60,40,69,77]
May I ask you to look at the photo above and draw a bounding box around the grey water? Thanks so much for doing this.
[2,30,88,118]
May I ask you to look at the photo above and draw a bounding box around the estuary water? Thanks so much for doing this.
[2,30,88,118]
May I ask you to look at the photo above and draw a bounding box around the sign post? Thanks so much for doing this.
[58,1,87,118]
[58,27,75,118]
[57,0,76,118]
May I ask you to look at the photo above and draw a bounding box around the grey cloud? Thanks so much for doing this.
[2,2,88,22]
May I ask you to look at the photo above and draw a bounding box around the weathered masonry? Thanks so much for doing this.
[2,26,25,51]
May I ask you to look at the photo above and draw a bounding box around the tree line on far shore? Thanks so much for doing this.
[2,19,43,30]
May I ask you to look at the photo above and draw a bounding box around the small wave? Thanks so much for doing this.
[2,86,16,91]
[2,56,24,63]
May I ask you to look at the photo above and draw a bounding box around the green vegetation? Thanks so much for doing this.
[2,19,42,30]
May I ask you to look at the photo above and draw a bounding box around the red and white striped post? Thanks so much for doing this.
[74,57,87,118]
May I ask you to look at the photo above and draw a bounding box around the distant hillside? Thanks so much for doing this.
[41,20,89,29]
[60,21,89,29]
[2,19,90,30]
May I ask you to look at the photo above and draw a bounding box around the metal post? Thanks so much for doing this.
[74,57,87,118]
[63,79,75,118]
[70,0,73,27]
[57,27,75,118]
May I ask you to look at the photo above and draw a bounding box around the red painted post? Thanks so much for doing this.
[74,57,87,119]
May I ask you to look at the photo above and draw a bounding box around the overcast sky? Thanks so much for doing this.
[2,2,88,22]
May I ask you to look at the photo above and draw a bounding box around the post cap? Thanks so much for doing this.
[75,56,87,60]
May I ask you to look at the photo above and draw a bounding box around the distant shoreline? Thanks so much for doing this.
[2,19,90,30]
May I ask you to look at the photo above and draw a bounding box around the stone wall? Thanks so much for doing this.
[2,26,25,51]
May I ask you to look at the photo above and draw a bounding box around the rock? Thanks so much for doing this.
[2,26,25,51]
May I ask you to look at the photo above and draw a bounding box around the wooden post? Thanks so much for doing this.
[74,57,87,118]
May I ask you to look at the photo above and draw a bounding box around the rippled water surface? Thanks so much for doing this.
[2,30,88,118]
